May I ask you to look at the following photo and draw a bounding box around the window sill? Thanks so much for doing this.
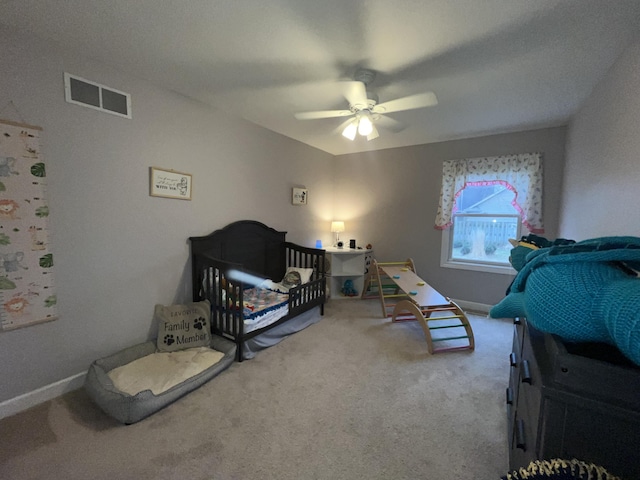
[440,259,517,275]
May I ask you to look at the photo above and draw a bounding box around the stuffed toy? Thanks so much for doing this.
[490,235,640,366]
[341,279,358,297]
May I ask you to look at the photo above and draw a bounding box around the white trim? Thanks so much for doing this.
[450,298,493,315]
[0,371,87,419]
[441,258,517,275]
[440,224,519,276]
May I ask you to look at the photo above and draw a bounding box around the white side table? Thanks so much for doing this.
[325,247,372,299]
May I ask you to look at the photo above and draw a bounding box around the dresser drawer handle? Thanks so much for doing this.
[516,419,526,450]
[521,360,532,384]
[509,352,517,367]
[506,387,513,405]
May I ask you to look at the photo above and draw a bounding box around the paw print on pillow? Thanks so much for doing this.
[193,316,207,330]
[163,334,175,346]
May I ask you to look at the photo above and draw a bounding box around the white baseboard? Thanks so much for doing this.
[450,299,492,315]
[0,371,87,420]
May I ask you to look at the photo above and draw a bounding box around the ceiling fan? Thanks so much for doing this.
[294,68,437,141]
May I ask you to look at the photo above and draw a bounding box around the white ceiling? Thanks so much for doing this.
[2,0,640,156]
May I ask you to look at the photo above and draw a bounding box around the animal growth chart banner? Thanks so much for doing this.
[0,119,57,330]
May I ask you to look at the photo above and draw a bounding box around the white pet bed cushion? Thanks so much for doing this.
[108,346,224,396]
[84,335,235,424]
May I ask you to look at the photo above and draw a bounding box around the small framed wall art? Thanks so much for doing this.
[149,167,192,200]
[292,187,308,205]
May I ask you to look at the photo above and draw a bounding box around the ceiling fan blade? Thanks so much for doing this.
[373,92,438,114]
[341,81,368,108]
[294,109,353,120]
[374,114,405,133]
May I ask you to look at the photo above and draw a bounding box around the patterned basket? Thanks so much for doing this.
[502,458,622,480]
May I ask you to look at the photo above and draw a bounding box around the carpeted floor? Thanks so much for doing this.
[0,299,513,480]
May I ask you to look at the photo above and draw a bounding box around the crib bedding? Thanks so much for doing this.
[243,288,290,332]
[241,287,289,319]
[242,305,322,359]
[245,304,289,333]
[219,285,290,333]
[204,276,310,333]
[200,270,290,323]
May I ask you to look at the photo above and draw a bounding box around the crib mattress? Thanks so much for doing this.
[84,335,236,424]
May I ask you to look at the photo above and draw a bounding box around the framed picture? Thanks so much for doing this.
[292,187,307,205]
[149,167,192,200]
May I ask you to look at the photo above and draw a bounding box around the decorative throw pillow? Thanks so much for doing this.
[155,300,211,352]
[284,266,314,285]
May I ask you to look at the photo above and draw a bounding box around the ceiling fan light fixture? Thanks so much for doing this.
[366,124,379,141]
[357,111,373,136]
[342,120,358,140]
[293,68,437,145]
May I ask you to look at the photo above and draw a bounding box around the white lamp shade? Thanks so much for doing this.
[341,121,357,140]
[366,123,379,141]
[357,111,373,136]
[331,221,345,233]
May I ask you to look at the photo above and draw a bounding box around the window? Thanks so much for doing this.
[443,185,521,273]
[435,153,543,275]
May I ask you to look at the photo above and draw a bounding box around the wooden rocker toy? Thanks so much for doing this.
[362,258,474,354]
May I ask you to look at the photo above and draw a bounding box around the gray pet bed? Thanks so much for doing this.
[84,335,236,424]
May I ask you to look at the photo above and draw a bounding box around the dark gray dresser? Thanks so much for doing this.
[507,317,640,479]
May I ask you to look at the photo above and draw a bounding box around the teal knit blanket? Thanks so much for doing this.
[490,236,640,366]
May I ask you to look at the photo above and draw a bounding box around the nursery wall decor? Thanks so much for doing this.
[292,187,307,205]
[149,167,192,200]
[0,118,58,331]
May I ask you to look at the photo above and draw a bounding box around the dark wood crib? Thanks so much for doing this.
[189,220,326,361]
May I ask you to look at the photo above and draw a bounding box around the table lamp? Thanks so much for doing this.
[331,221,345,247]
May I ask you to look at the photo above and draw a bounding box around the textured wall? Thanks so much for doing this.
[560,36,640,239]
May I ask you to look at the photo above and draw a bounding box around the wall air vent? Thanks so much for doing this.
[64,73,132,118]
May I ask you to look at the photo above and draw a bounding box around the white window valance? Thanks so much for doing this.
[434,152,544,233]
